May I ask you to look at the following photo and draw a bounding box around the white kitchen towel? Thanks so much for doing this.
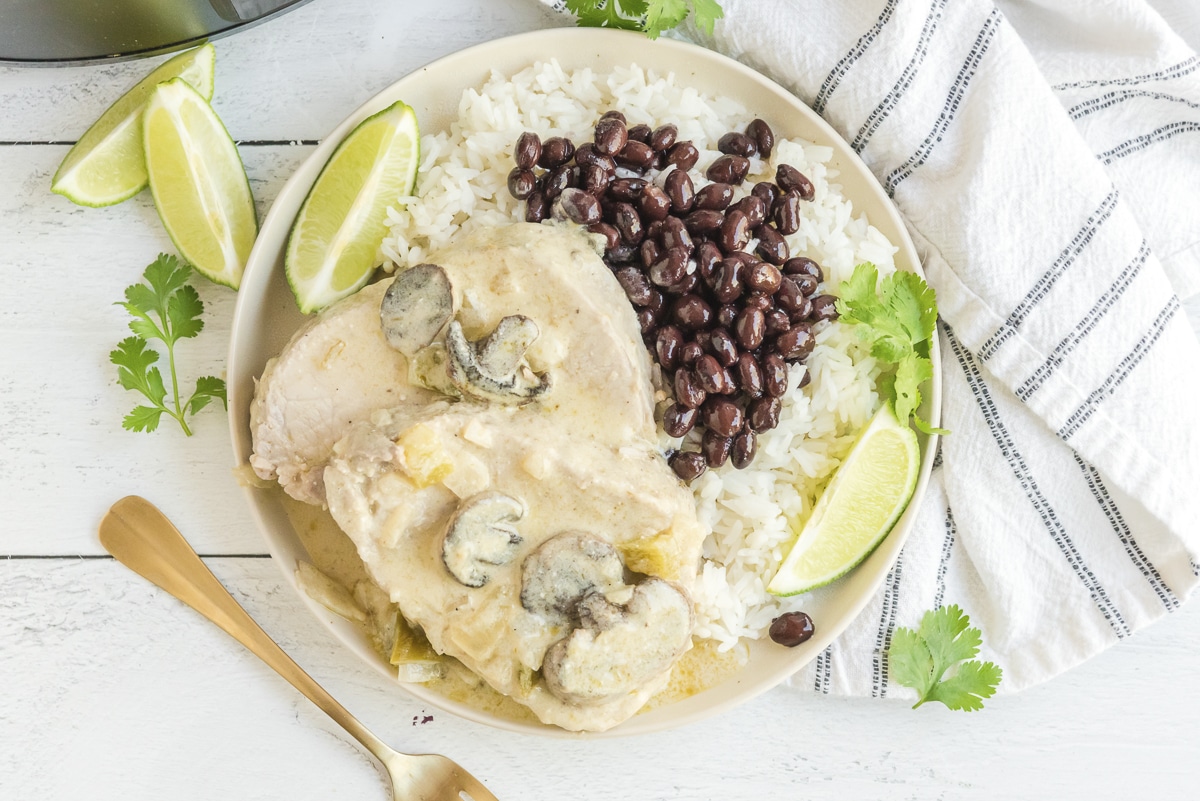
[539,0,1200,697]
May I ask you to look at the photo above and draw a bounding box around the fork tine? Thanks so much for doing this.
[454,769,501,801]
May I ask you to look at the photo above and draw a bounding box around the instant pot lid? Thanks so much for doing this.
[0,0,314,65]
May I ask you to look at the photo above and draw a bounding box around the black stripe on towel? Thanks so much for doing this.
[871,550,906,697]
[849,0,949,153]
[812,645,833,694]
[944,323,1130,637]
[1098,121,1200,165]
[1016,241,1150,401]
[1057,297,1180,440]
[812,0,900,115]
[882,8,1003,195]
[1067,89,1200,122]
[979,190,1120,360]
[933,507,957,611]
[1052,56,1199,92]
[1074,454,1179,612]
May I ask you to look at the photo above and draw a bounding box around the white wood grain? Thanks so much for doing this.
[2,0,1200,798]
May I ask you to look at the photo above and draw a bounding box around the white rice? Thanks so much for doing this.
[380,61,899,650]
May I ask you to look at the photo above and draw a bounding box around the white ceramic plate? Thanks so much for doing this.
[228,27,941,738]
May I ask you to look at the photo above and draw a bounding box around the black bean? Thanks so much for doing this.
[811,294,839,321]
[718,209,751,253]
[507,167,537,200]
[788,295,814,323]
[752,181,780,208]
[649,247,689,287]
[665,169,696,213]
[685,209,724,236]
[670,450,707,482]
[538,136,575,168]
[608,177,647,202]
[763,352,789,397]
[747,119,775,160]
[702,397,744,438]
[775,323,815,360]
[706,154,751,184]
[674,368,706,409]
[768,611,814,647]
[587,222,621,252]
[672,293,713,330]
[696,240,723,281]
[782,256,823,282]
[650,124,678,152]
[525,190,548,223]
[734,306,766,350]
[731,429,757,469]
[694,354,726,394]
[556,188,601,225]
[615,267,654,306]
[744,292,772,311]
[627,123,652,144]
[695,182,735,211]
[709,328,739,367]
[731,195,768,228]
[680,342,704,365]
[776,164,815,200]
[746,260,783,294]
[613,202,644,246]
[666,141,699,171]
[775,275,805,314]
[594,116,628,156]
[640,239,663,269]
[695,329,713,355]
[646,289,666,315]
[773,190,802,235]
[514,131,541,170]
[702,430,734,468]
[755,225,789,265]
[656,325,685,370]
[639,185,672,221]
[575,143,615,172]
[646,219,666,241]
[718,131,757,157]
[543,164,572,199]
[713,259,745,304]
[716,303,738,328]
[798,368,811,389]
[616,140,656,171]
[601,110,627,124]
[636,307,658,336]
[580,164,610,195]
[737,352,764,397]
[660,216,694,253]
[764,309,790,336]
[663,403,698,438]
[748,396,782,432]
[607,244,636,264]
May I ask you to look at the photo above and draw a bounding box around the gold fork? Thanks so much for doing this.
[99,495,499,801]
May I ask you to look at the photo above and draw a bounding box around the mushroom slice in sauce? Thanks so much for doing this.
[446,316,552,404]
[441,492,525,588]
[380,263,455,357]
[520,531,624,626]
[542,578,693,706]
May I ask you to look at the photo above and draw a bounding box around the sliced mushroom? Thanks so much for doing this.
[520,531,625,626]
[445,316,552,404]
[380,263,455,357]
[441,492,524,588]
[542,578,694,706]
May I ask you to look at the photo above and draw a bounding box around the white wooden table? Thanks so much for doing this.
[4,1,1200,798]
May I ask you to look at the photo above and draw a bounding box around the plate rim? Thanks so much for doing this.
[228,25,942,739]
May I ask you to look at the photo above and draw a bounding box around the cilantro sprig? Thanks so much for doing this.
[836,263,945,434]
[566,0,724,38]
[890,605,1002,711]
[111,254,227,436]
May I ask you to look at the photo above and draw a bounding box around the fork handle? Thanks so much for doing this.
[99,495,394,763]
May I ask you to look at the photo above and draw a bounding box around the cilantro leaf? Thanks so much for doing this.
[691,0,724,34]
[566,0,645,31]
[836,262,947,434]
[567,0,722,37]
[889,605,1002,711]
[111,254,227,437]
[644,0,689,38]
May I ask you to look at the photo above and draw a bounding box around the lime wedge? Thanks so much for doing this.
[768,403,921,596]
[143,78,257,289]
[52,44,215,207]
[286,100,420,313]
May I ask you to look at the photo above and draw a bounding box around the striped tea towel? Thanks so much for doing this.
[537,0,1200,698]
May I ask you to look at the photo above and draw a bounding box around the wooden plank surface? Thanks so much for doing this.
[3,0,1199,798]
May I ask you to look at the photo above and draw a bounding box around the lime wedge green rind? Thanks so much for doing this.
[51,44,215,207]
[285,100,420,314]
[143,78,257,290]
[767,403,921,597]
